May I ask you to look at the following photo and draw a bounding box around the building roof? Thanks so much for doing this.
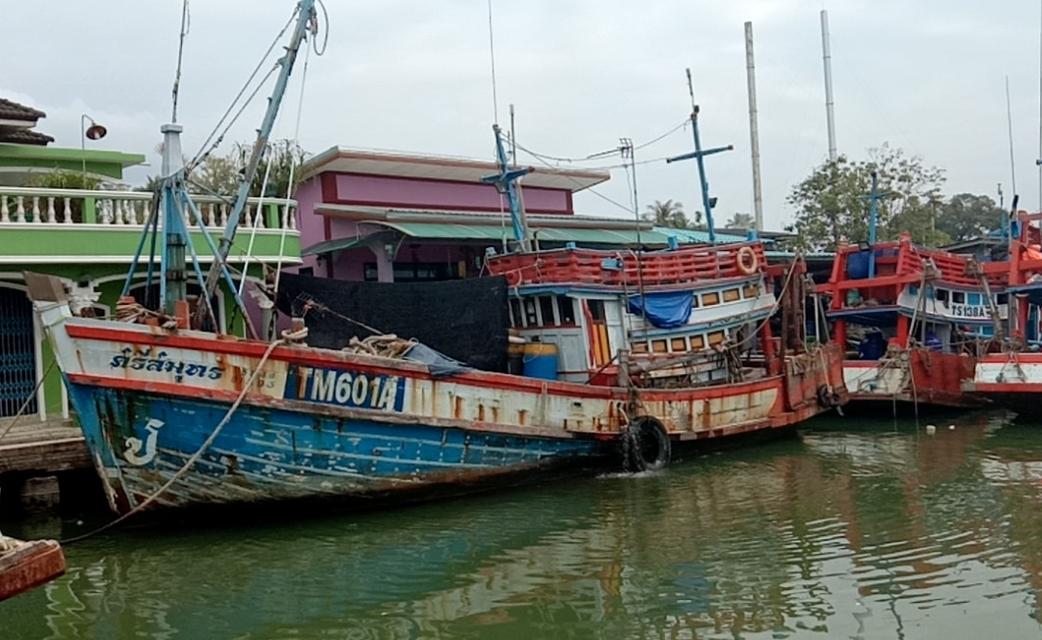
[302,210,748,256]
[0,129,53,146]
[0,98,45,123]
[300,147,610,192]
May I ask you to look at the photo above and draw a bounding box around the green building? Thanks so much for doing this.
[0,98,300,421]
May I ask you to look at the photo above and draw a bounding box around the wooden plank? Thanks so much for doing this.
[0,437,91,474]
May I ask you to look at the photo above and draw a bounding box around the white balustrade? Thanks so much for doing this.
[0,187,296,232]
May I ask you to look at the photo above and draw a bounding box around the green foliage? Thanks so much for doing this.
[726,212,754,228]
[935,193,1004,243]
[642,199,701,229]
[191,139,306,198]
[28,169,101,190]
[788,145,948,250]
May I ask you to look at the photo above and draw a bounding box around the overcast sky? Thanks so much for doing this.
[4,0,1042,230]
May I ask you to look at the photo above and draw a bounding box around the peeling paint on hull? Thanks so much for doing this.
[72,384,605,514]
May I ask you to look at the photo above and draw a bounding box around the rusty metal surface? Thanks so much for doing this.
[0,539,66,602]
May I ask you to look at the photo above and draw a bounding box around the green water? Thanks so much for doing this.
[6,412,1042,639]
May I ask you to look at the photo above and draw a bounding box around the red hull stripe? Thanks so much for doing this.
[65,323,790,403]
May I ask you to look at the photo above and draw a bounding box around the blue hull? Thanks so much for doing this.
[69,383,606,512]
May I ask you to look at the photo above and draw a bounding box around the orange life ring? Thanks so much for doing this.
[736,246,758,275]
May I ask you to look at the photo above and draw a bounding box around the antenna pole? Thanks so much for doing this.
[509,103,517,164]
[667,68,733,244]
[1007,75,1018,199]
[744,21,764,231]
[821,10,838,161]
[620,138,641,246]
[171,0,190,123]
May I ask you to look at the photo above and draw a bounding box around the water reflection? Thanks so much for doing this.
[5,411,1042,638]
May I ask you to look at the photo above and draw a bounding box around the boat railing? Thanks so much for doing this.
[0,186,298,231]
[487,242,766,287]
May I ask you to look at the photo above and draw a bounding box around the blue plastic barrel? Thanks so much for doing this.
[522,343,559,380]
[846,251,871,280]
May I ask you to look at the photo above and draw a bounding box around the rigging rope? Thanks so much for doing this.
[514,119,688,165]
[188,7,298,168]
[271,29,315,319]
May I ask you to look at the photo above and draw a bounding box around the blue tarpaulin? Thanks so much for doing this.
[627,291,694,329]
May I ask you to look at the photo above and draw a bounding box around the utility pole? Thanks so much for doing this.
[744,21,764,231]
[821,10,838,161]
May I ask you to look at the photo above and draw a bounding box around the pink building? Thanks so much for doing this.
[294,148,727,283]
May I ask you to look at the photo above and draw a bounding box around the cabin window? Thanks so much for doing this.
[631,341,648,354]
[557,296,576,325]
[690,335,705,350]
[588,300,606,322]
[908,285,918,296]
[539,296,557,326]
[671,338,688,352]
[935,289,949,305]
[951,291,966,304]
[703,292,720,306]
[967,293,982,305]
[723,289,740,303]
[509,298,523,327]
[743,283,759,299]
[997,293,1009,304]
[708,331,726,347]
[523,297,538,326]
[651,339,669,353]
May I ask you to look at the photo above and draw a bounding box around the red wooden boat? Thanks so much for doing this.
[969,210,1042,410]
[0,537,65,602]
[819,234,1004,409]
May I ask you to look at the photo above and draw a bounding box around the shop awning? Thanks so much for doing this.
[302,222,750,257]
[369,221,747,246]
[301,230,396,257]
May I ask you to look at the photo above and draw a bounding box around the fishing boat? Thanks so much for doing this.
[27,0,846,516]
[967,209,1042,411]
[818,175,1003,410]
[0,535,65,601]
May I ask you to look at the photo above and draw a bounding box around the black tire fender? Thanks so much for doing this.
[816,384,840,408]
[619,416,672,473]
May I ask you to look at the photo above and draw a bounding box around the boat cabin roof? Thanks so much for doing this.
[486,242,767,290]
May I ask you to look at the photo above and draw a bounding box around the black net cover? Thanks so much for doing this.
[276,273,510,373]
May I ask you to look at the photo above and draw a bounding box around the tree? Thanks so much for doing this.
[642,199,701,229]
[190,139,306,198]
[935,193,1004,243]
[788,145,947,250]
[726,212,754,229]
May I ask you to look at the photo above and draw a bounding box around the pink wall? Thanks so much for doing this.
[294,178,325,273]
[334,174,572,215]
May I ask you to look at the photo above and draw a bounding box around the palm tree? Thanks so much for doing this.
[643,199,698,228]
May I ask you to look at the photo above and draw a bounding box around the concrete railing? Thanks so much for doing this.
[0,186,298,231]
